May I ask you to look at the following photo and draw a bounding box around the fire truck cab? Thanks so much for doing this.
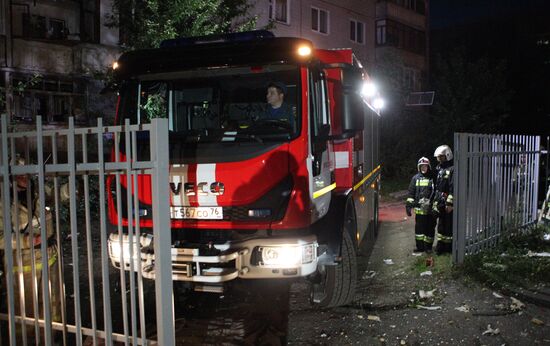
[107,31,381,307]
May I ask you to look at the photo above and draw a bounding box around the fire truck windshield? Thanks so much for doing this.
[117,64,301,143]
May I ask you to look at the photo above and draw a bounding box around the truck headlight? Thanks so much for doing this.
[108,234,150,267]
[259,244,316,267]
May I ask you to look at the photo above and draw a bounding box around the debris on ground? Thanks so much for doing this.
[454,305,470,313]
[362,270,377,279]
[412,252,422,256]
[482,324,500,336]
[531,318,545,326]
[420,270,432,276]
[367,315,381,322]
[510,297,525,311]
[527,250,550,257]
[482,262,508,271]
[419,289,436,299]
[492,292,504,299]
[383,259,395,265]
[357,314,364,319]
[417,305,442,310]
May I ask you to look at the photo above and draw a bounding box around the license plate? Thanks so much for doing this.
[170,207,223,220]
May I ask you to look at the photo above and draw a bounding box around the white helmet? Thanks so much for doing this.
[417,157,431,171]
[434,145,453,161]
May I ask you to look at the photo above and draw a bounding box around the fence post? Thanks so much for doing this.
[1,114,17,345]
[150,118,175,345]
[454,133,468,264]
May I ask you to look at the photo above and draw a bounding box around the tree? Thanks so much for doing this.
[430,47,511,144]
[374,49,434,178]
[107,0,259,50]
[0,74,42,115]
[375,46,513,180]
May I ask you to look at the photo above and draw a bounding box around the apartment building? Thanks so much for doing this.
[254,0,377,69]
[375,0,429,93]
[252,0,429,99]
[0,0,120,125]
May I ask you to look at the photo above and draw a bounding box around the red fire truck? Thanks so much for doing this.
[107,31,381,307]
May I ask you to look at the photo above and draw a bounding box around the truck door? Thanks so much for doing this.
[309,67,334,223]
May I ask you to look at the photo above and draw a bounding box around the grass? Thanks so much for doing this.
[459,224,550,290]
[380,176,409,199]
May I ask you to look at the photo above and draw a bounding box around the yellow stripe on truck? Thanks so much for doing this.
[353,165,381,191]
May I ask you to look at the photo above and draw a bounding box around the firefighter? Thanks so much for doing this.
[406,157,437,252]
[433,145,454,254]
[0,157,66,340]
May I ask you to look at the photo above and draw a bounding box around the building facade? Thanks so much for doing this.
[254,0,377,69]
[375,0,429,92]
[252,0,429,97]
[0,0,120,125]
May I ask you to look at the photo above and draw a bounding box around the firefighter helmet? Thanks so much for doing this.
[417,157,431,171]
[434,145,453,161]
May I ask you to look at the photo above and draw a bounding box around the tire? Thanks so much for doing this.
[373,191,380,237]
[311,206,358,308]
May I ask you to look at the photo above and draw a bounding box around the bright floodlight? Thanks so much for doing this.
[373,97,385,110]
[361,82,377,97]
[297,45,312,57]
[112,61,119,70]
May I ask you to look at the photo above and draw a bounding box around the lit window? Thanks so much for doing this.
[350,19,365,44]
[269,0,290,24]
[311,7,329,34]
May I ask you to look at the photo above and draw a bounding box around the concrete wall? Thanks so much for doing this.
[254,0,377,68]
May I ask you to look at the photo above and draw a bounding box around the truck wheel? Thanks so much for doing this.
[311,207,358,308]
[374,191,379,237]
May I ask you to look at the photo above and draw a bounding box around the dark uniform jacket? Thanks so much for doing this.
[434,160,454,211]
[407,171,436,215]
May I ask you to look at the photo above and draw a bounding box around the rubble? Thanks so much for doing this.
[510,297,525,311]
[481,324,500,336]
[454,305,470,313]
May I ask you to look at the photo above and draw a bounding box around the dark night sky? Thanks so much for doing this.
[429,0,550,134]
[430,0,550,29]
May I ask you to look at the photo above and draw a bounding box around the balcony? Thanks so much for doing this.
[376,1,426,29]
[12,38,119,77]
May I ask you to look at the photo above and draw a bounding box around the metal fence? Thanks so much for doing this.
[453,133,541,264]
[0,115,175,345]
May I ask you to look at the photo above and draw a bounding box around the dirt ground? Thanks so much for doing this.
[286,201,550,345]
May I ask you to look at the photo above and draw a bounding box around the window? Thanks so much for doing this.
[403,67,416,90]
[22,14,47,39]
[118,64,302,142]
[48,18,66,40]
[350,19,364,44]
[375,19,425,55]
[311,7,329,34]
[269,0,290,24]
[386,0,425,15]
[376,20,386,45]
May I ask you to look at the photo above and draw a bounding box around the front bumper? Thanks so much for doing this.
[108,233,318,283]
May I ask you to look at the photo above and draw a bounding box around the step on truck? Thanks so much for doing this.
[107,30,381,307]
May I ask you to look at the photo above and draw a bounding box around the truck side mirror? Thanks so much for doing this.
[341,68,365,134]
